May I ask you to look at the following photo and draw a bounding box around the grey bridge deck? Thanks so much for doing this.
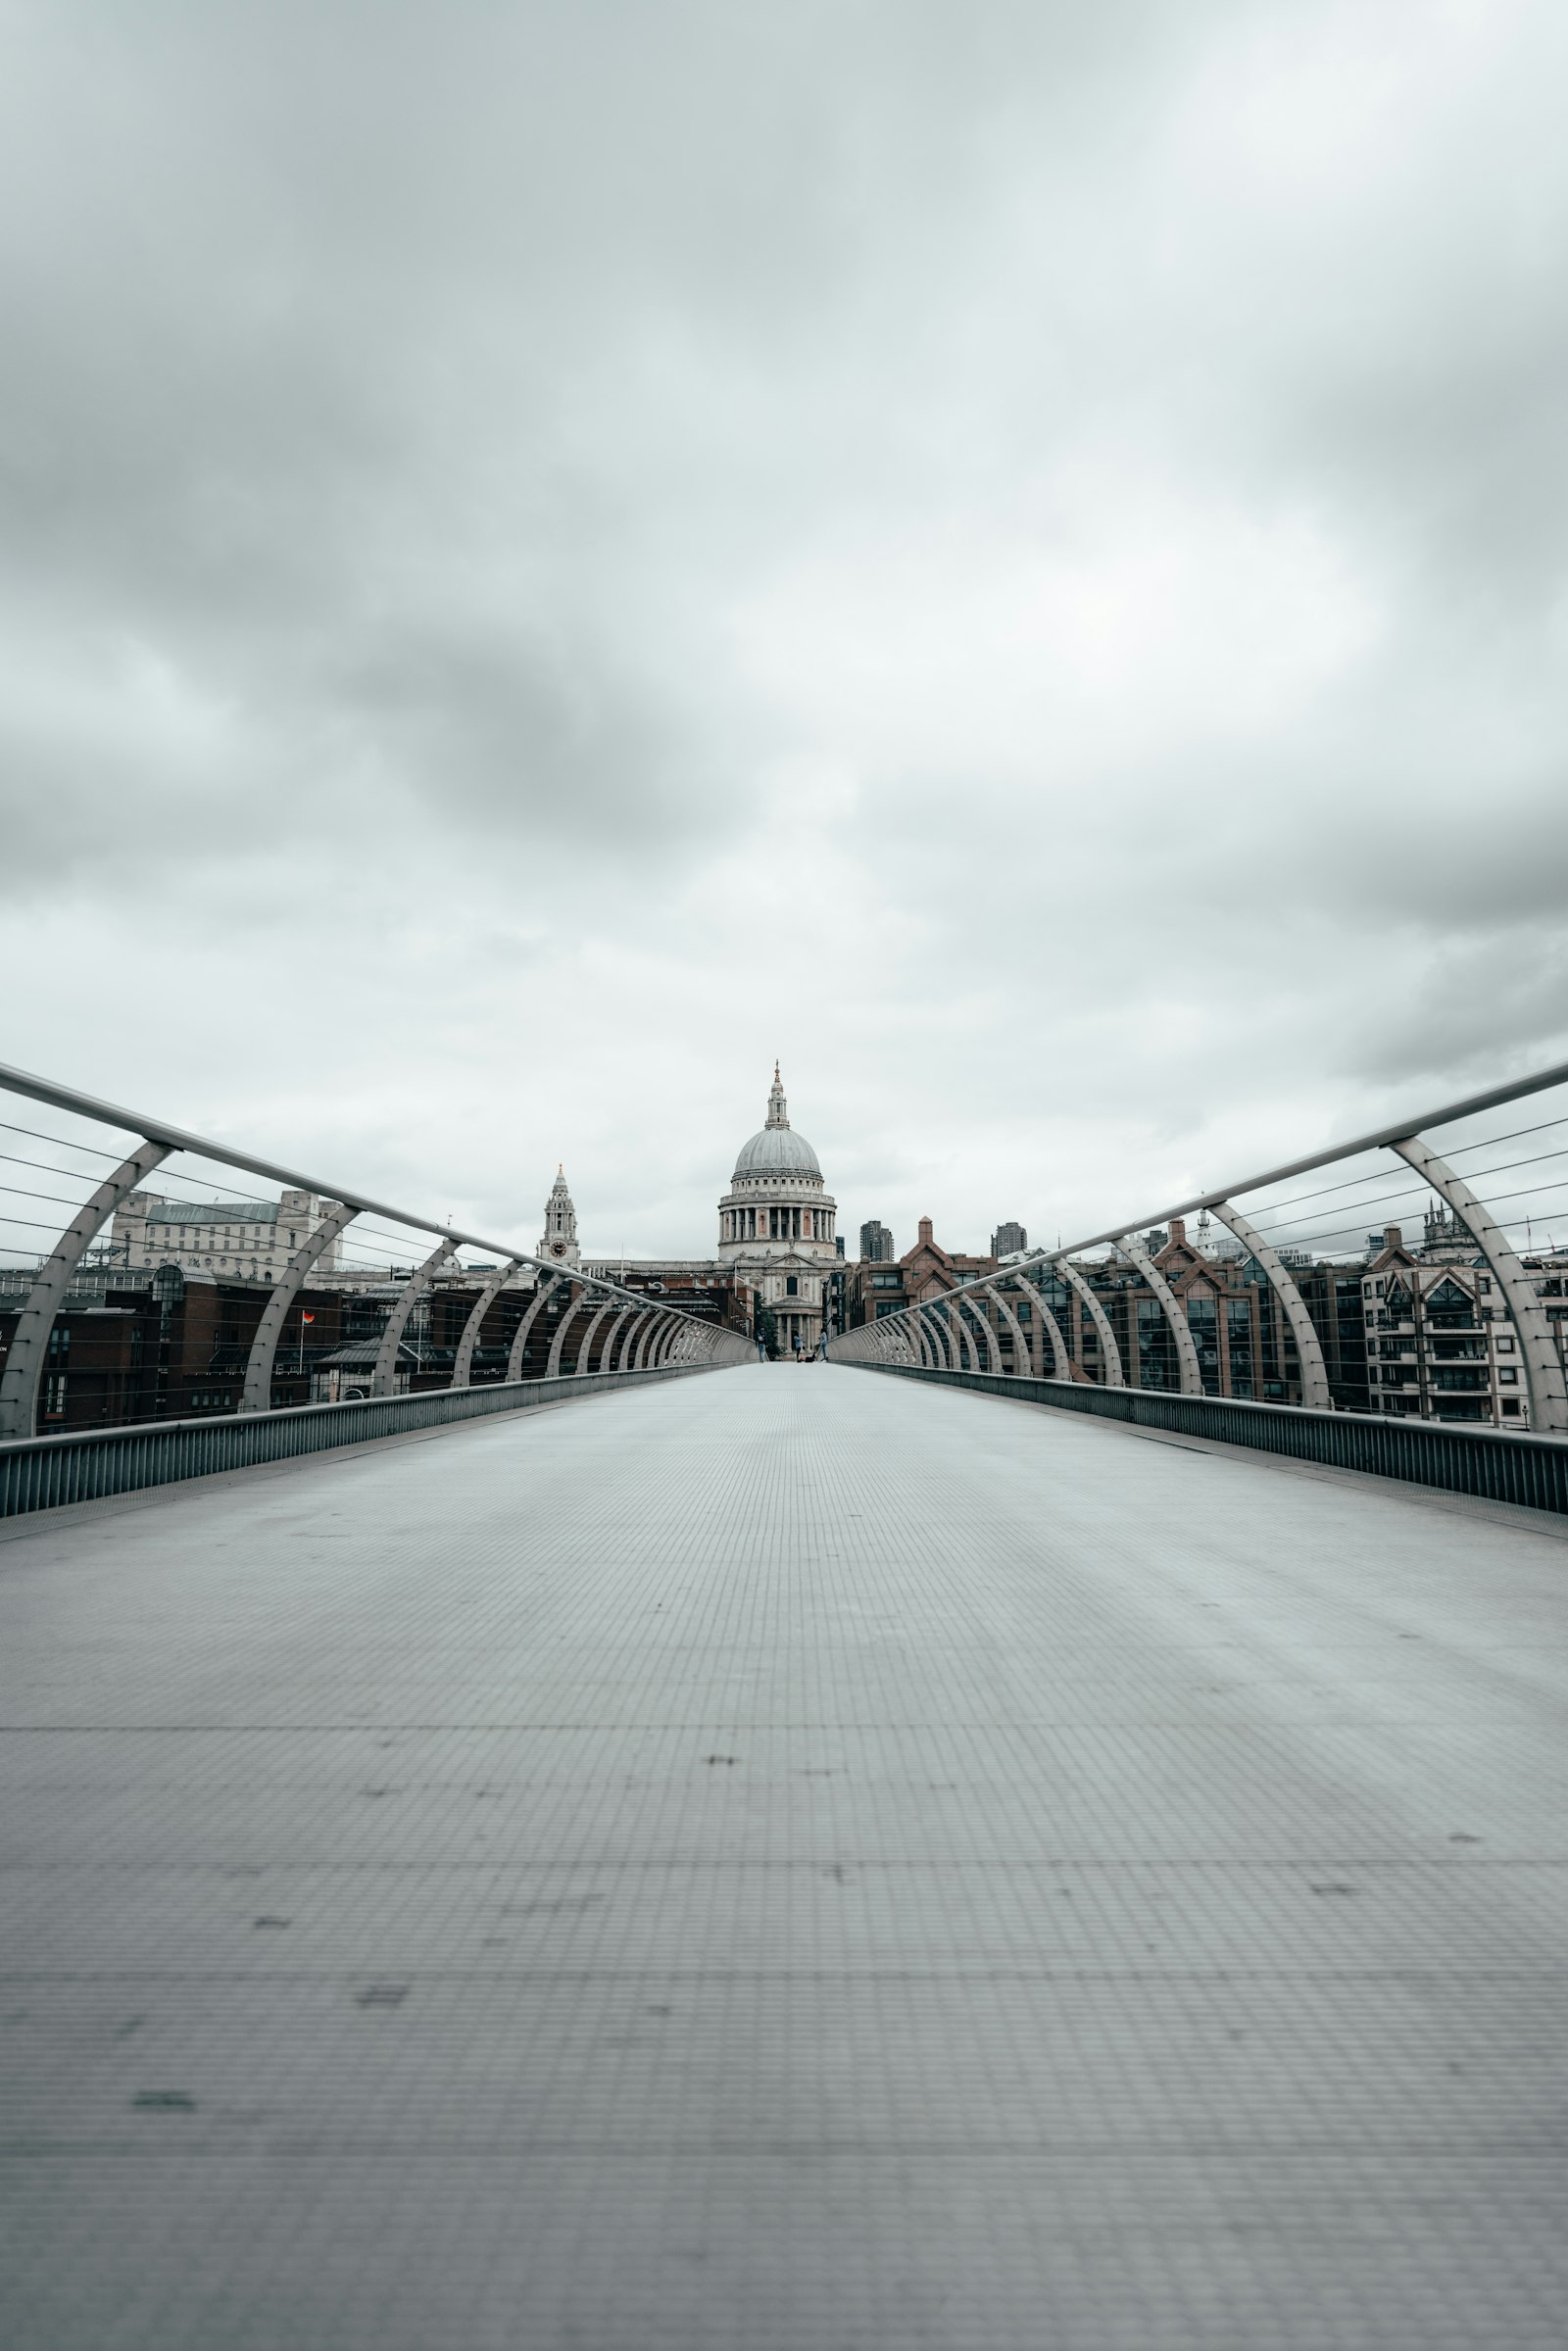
[2,1366,1566,2348]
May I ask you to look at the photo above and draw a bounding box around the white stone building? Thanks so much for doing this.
[111,1190,344,1284]
[538,1165,581,1267]
[717,1066,838,1355]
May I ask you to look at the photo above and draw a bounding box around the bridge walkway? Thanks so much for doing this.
[1,1364,1565,2348]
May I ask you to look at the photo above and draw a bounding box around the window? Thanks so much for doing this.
[1495,1336,1515,1352]
[786,1277,798,1296]
[1186,1295,1220,1395]
[1226,1297,1252,1397]
[1424,1278,1475,1330]
[1136,1298,1176,1391]
[44,1374,67,1416]
[1498,1368,1518,1385]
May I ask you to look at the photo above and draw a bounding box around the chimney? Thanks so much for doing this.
[917,1216,934,1247]
[1169,1217,1186,1248]
[1385,1225,1401,1249]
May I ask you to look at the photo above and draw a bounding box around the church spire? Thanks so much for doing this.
[765,1062,789,1129]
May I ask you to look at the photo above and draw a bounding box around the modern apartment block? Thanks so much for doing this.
[1359,1226,1549,1425]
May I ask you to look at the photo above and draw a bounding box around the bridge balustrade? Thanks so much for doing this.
[831,1056,1568,1503]
[0,1061,749,1514]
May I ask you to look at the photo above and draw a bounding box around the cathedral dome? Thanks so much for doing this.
[732,1065,821,1181]
[734,1124,822,1179]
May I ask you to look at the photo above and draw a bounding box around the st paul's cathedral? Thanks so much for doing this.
[541,1066,839,1354]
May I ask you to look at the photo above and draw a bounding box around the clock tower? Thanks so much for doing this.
[538,1164,580,1265]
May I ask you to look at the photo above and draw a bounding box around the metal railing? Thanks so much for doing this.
[0,1061,751,1463]
[831,1055,1568,1448]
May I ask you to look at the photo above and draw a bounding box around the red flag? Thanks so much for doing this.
[300,1312,315,1324]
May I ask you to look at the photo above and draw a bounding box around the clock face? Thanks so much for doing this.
[552,1242,567,1256]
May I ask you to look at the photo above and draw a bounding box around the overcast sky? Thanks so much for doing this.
[4,0,1567,1259]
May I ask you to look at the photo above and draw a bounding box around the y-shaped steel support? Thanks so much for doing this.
[1057,1262,1125,1386]
[0,1138,172,1440]
[917,1303,946,1369]
[505,1272,564,1381]
[245,1202,361,1413]
[452,1257,525,1389]
[1209,1202,1330,1411]
[369,1240,456,1400]
[1392,1135,1568,1433]
[1119,1236,1202,1396]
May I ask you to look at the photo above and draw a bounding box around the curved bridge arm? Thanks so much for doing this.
[983,1282,1035,1377]
[244,1202,362,1412]
[1209,1202,1330,1411]
[1119,1237,1203,1396]
[546,1285,590,1378]
[604,1304,641,1372]
[505,1271,564,1381]
[959,1297,994,1373]
[1392,1136,1568,1434]
[1020,1280,1072,1380]
[572,1298,616,1376]
[634,1309,675,1370]
[1057,1262,1125,1387]
[368,1240,456,1400]
[873,1318,906,1365]
[452,1257,525,1389]
[0,1139,173,1439]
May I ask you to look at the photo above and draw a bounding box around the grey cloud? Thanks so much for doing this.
[4,0,1568,1252]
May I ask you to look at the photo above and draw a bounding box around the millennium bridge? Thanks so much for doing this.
[2,1060,1567,2349]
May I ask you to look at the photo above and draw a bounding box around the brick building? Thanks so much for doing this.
[843,1216,998,1333]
